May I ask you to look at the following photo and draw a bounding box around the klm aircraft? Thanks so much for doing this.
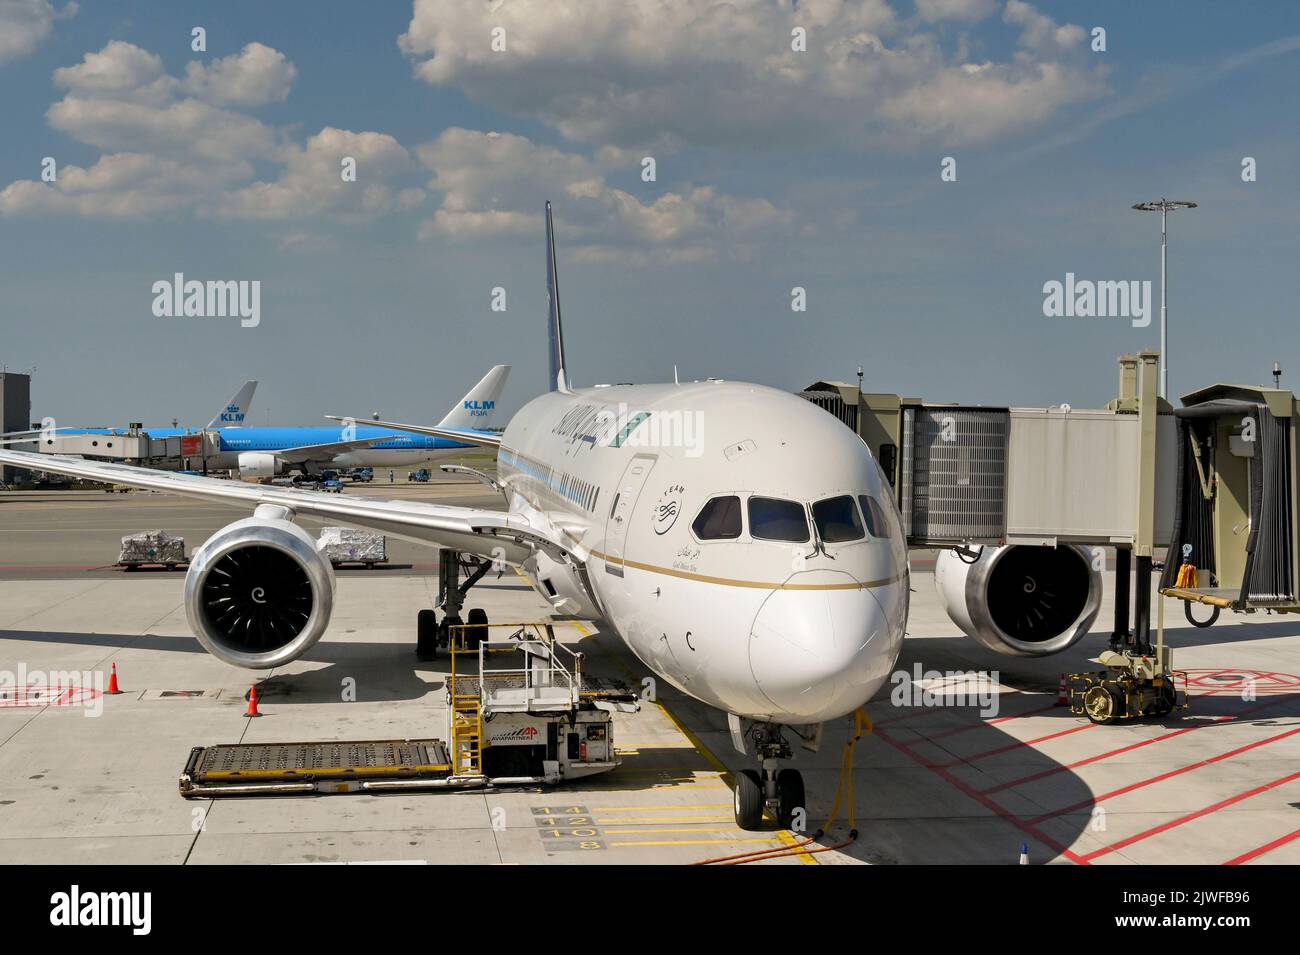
[8,368,508,479]
[207,365,509,478]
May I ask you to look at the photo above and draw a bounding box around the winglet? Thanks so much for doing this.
[438,365,510,428]
[207,380,257,429]
[545,201,571,394]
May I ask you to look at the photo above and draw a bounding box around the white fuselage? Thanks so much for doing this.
[496,380,909,725]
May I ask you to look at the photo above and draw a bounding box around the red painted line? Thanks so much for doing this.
[1028,724,1300,827]
[924,702,1060,742]
[1081,767,1300,862]
[872,707,940,729]
[984,692,1299,796]
[1224,827,1300,865]
[981,725,1204,795]
[933,723,1096,767]
[875,725,1090,865]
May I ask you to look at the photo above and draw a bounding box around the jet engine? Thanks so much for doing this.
[235,451,282,481]
[184,513,335,668]
[934,544,1101,657]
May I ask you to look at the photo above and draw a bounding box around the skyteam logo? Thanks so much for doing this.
[464,399,495,417]
[219,404,246,424]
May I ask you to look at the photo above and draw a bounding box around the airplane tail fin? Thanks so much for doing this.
[207,380,257,429]
[546,201,571,393]
[437,365,510,428]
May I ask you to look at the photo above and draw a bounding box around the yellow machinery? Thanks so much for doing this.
[180,621,637,797]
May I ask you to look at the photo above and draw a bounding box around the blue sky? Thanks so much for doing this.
[2,1,1299,427]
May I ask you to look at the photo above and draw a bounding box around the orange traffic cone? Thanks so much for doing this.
[107,662,123,695]
[1056,674,1069,706]
[244,685,262,718]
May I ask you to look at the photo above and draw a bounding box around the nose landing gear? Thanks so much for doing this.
[730,720,805,831]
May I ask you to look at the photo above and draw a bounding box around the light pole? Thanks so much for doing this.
[1133,198,1197,400]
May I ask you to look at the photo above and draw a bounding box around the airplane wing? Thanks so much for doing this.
[0,448,572,565]
[325,416,501,449]
[272,433,411,464]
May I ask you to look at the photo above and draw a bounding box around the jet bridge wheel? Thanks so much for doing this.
[1083,684,1125,725]
[416,609,438,661]
[734,769,764,830]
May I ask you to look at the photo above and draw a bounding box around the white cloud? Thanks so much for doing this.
[915,0,998,22]
[181,42,297,107]
[2,40,418,222]
[399,0,1103,149]
[0,152,234,217]
[0,0,76,65]
[222,127,424,220]
[417,128,788,262]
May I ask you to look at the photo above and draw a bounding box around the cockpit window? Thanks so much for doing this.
[812,495,865,543]
[692,495,742,540]
[748,496,810,543]
[858,494,890,538]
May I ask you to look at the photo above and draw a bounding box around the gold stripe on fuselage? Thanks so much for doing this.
[589,549,902,591]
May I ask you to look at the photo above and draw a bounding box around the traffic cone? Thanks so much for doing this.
[1019,843,1029,865]
[244,685,262,718]
[1056,674,1069,706]
[107,662,122,695]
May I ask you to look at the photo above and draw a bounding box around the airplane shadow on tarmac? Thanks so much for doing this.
[564,619,1300,863]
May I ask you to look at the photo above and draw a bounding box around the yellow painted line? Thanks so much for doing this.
[602,827,751,835]
[609,838,780,847]
[612,768,722,777]
[586,805,732,812]
[573,620,820,864]
[595,816,733,824]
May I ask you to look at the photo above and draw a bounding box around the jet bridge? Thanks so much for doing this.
[804,351,1177,552]
[1159,383,1299,619]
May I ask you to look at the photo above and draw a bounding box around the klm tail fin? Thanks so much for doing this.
[545,201,571,393]
[207,380,257,429]
[438,365,510,428]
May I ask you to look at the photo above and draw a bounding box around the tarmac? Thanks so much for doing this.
[1,482,1298,864]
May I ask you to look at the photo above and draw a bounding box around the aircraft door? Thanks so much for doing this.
[604,453,657,576]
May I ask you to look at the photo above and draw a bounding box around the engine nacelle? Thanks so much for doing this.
[236,451,282,481]
[184,515,335,668]
[935,544,1101,657]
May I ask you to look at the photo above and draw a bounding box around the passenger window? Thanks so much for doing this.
[692,495,742,540]
[812,495,865,543]
[858,495,890,538]
[748,496,809,543]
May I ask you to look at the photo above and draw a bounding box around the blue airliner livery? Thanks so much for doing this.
[15,367,509,479]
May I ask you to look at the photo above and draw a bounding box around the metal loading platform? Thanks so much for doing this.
[180,740,454,797]
[180,622,638,799]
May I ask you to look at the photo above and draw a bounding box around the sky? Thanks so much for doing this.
[2,0,1299,428]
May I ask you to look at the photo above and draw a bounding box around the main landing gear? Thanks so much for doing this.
[417,548,495,661]
[730,720,805,831]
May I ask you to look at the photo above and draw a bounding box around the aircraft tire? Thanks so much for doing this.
[417,609,438,660]
[776,769,805,830]
[734,769,764,830]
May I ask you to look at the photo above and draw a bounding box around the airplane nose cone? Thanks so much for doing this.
[748,572,890,723]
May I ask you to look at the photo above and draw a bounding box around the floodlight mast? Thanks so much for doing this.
[1132,199,1197,399]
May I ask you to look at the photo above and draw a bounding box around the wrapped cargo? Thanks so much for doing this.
[317,526,387,566]
[118,530,187,567]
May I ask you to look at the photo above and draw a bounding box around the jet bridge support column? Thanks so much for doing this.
[1110,546,1131,650]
